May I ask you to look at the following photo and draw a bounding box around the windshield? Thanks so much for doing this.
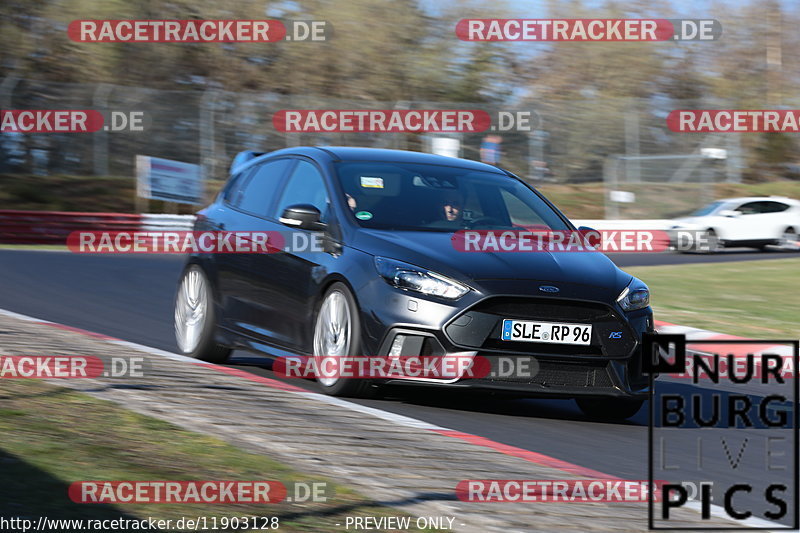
[691,201,726,216]
[335,161,570,232]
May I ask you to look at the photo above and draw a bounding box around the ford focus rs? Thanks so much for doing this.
[174,147,654,419]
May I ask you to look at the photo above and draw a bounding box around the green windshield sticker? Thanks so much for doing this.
[355,211,373,221]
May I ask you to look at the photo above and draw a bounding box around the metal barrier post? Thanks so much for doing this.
[92,83,112,176]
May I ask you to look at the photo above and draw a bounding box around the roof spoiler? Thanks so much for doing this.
[229,150,265,175]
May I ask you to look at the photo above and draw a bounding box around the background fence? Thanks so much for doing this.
[4,77,792,219]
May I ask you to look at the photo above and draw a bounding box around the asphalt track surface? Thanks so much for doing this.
[0,248,795,526]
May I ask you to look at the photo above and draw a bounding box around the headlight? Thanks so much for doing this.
[374,257,470,300]
[617,279,650,311]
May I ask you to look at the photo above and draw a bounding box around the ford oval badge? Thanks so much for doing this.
[539,285,559,293]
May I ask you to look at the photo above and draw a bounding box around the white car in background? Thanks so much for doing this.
[669,196,800,253]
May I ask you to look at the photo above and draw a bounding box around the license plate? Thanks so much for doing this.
[501,319,592,345]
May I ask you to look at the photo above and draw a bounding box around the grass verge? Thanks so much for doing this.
[626,257,800,339]
[0,379,417,532]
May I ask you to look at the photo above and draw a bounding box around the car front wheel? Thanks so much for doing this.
[312,282,373,397]
[700,229,721,253]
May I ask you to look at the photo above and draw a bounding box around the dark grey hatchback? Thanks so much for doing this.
[174,147,653,419]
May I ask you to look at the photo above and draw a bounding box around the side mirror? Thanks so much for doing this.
[279,204,326,231]
[577,226,601,249]
[718,210,739,218]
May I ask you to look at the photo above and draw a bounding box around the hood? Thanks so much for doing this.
[671,215,723,227]
[350,229,631,296]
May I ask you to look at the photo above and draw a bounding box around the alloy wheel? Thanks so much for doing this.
[175,267,209,353]
[313,290,352,386]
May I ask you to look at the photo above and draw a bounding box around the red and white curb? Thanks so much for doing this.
[655,320,796,358]
[0,306,787,529]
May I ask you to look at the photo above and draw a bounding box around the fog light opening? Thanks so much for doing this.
[388,335,406,357]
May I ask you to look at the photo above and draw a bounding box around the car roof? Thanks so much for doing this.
[256,146,507,174]
[717,196,798,204]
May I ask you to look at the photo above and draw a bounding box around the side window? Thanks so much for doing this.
[275,160,330,222]
[734,202,762,215]
[763,201,790,213]
[222,167,254,206]
[237,159,293,217]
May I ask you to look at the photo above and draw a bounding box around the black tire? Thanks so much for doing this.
[778,227,799,251]
[174,265,231,363]
[312,282,374,398]
[700,229,721,254]
[576,397,644,420]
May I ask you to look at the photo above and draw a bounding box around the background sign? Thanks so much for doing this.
[136,155,202,205]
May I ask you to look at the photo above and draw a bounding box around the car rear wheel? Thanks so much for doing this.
[777,227,799,251]
[312,282,373,397]
[576,397,644,420]
[174,265,231,363]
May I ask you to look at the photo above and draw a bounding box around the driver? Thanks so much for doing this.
[441,190,464,222]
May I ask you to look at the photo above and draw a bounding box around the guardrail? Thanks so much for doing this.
[0,211,197,244]
[141,214,196,231]
[0,210,145,244]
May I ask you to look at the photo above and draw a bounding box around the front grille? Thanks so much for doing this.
[445,296,635,357]
[471,356,614,388]
[481,337,604,355]
[473,297,612,322]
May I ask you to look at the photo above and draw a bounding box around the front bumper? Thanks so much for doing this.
[360,280,653,398]
[382,356,648,399]
[666,226,709,249]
